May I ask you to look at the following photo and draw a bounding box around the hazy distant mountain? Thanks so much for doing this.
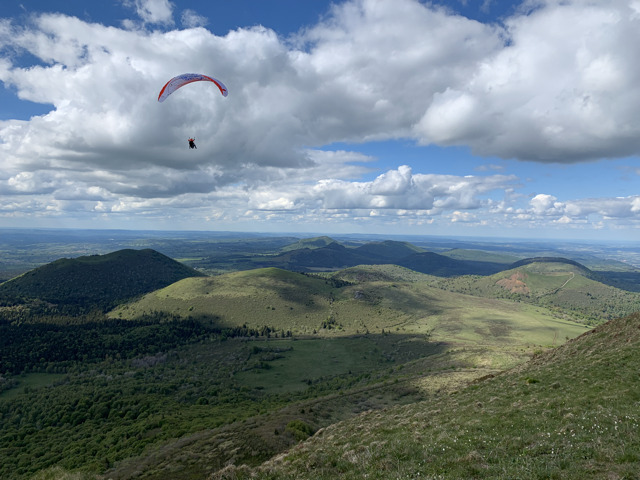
[262,240,504,275]
[280,236,338,252]
[264,242,374,270]
[352,240,424,260]
[397,251,505,276]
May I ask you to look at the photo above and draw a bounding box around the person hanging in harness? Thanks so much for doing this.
[188,137,197,149]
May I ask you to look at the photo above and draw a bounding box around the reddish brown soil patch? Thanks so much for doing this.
[496,271,530,294]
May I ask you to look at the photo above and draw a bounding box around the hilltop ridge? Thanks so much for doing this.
[510,256,593,275]
[0,248,203,312]
[436,257,640,324]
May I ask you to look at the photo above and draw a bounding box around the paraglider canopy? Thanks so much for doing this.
[158,73,228,102]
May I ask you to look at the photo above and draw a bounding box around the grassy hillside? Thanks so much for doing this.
[330,264,436,283]
[100,340,524,480]
[219,312,640,479]
[110,266,588,346]
[436,260,640,324]
[0,249,204,313]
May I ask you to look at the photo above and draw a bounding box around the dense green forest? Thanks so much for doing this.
[0,319,432,479]
[0,313,284,376]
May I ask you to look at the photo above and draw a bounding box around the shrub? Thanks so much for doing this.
[285,419,314,441]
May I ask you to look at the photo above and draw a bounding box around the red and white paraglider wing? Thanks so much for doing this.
[157,73,228,102]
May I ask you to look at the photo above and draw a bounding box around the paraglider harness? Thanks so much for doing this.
[188,137,197,149]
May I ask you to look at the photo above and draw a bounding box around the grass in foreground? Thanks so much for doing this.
[216,312,640,480]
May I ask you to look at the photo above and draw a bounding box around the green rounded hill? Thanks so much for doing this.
[0,249,204,311]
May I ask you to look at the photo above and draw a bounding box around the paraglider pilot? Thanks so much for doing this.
[188,137,197,149]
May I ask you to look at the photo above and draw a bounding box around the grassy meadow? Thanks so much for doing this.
[109,266,589,347]
[215,312,640,480]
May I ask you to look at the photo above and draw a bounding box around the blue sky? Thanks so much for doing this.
[1,0,639,240]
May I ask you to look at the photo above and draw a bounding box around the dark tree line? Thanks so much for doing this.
[0,312,272,375]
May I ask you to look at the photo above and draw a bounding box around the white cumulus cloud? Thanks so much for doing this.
[123,0,175,26]
[1,0,640,233]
